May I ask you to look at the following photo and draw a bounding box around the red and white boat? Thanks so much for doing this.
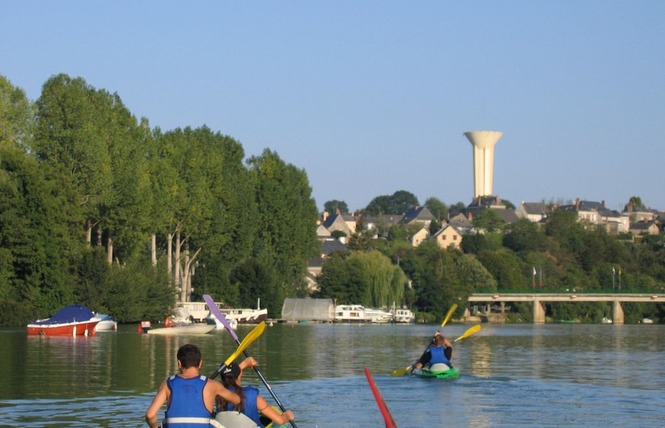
[27,305,100,336]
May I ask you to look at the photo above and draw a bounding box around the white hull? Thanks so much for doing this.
[393,308,415,324]
[335,305,393,323]
[147,324,215,335]
[218,308,268,324]
[95,320,118,331]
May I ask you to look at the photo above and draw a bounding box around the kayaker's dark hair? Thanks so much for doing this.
[217,368,245,414]
[177,344,202,368]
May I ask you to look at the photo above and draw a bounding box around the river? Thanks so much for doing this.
[0,322,663,427]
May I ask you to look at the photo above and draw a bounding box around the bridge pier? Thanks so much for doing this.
[612,301,624,325]
[533,299,545,324]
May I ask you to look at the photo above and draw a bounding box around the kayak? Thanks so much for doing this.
[412,366,461,380]
[214,408,289,428]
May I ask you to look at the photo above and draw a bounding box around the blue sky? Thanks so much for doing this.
[2,1,664,212]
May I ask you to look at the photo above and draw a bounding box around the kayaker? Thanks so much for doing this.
[216,361,296,427]
[413,331,453,371]
[145,344,253,428]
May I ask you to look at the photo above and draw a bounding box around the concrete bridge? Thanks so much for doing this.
[467,292,665,324]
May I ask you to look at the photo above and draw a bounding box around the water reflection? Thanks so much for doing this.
[1,323,664,427]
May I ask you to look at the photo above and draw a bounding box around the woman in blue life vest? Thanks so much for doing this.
[145,344,247,428]
[216,361,295,427]
[414,331,453,372]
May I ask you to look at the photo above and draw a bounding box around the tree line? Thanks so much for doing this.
[0,74,318,325]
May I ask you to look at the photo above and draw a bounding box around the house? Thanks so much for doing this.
[448,212,474,235]
[623,202,657,224]
[629,221,660,236]
[557,199,628,233]
[464,196,519,226]
[516,201,550,223]
[431,224,462,250]
[400,206,435,228]
[409,226,429,247]
[321,211,354,241]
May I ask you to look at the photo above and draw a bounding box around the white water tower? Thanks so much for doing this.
[464,130,503,198]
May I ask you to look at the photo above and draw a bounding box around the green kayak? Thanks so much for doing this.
[412,366,461,380]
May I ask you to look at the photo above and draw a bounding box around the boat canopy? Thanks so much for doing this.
[32,305,95,325]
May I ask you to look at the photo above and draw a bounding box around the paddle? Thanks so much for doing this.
[390,304,459,377]
[208,320,266,380]
[204,295,298,428]
[440,303,458,328]
[453,324,481,343]
[365,367,398,428]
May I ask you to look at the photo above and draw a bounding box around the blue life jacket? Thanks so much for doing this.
[226,385,262,427]
[429,345,451,366]
[164,375,215,428]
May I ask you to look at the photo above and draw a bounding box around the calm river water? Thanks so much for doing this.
[0,322,663,427]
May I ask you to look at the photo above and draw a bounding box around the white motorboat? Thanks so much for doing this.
[208,313,238,330]
[393,308,415,324]
[365,307,394,323]
[146,324,215,335]
[93,313,118,332]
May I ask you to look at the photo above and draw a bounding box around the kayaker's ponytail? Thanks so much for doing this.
[218,363,245,414]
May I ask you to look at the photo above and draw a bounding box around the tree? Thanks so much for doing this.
[425,197,448,221]
[503,219,547,252]
[248,149,320,306]
[0,75,34,151]
[476,249,526,290]
[364,190,419,215]
[472,209,507,233]
[323,200,349,215]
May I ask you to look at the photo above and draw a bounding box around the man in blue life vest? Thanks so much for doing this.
[413,331,453,372]
[145,344,254,428]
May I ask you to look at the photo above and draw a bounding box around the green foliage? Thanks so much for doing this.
[364,190,419,215]
[248,149,320,306]
[471,209,507,233]
[460,232,502,254]
[316,251,407,308]
[323,200,349,215]
[424,197,448,221]
[229,259,276,314]
[503,219,547,252]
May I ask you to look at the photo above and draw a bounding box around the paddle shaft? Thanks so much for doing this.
[204,295,297,428]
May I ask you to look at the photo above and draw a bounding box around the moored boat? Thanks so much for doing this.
[27,304,100,336]
[146,324,215,335]
[335,304,393,323]
[412,366,461,380]
[393,308,415,324]
[93,313,118,332]
[218,307,268,325]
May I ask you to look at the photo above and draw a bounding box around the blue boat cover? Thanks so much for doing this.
[33,305,95,325]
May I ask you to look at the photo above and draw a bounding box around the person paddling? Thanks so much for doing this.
[216,361,295,427]
[413,331,453,372]
[145,344,253,428]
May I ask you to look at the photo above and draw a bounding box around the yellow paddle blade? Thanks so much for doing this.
[390,366,411,377]
[440,304,458,328]
[453,324,481,343]
[224,321,266,366]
